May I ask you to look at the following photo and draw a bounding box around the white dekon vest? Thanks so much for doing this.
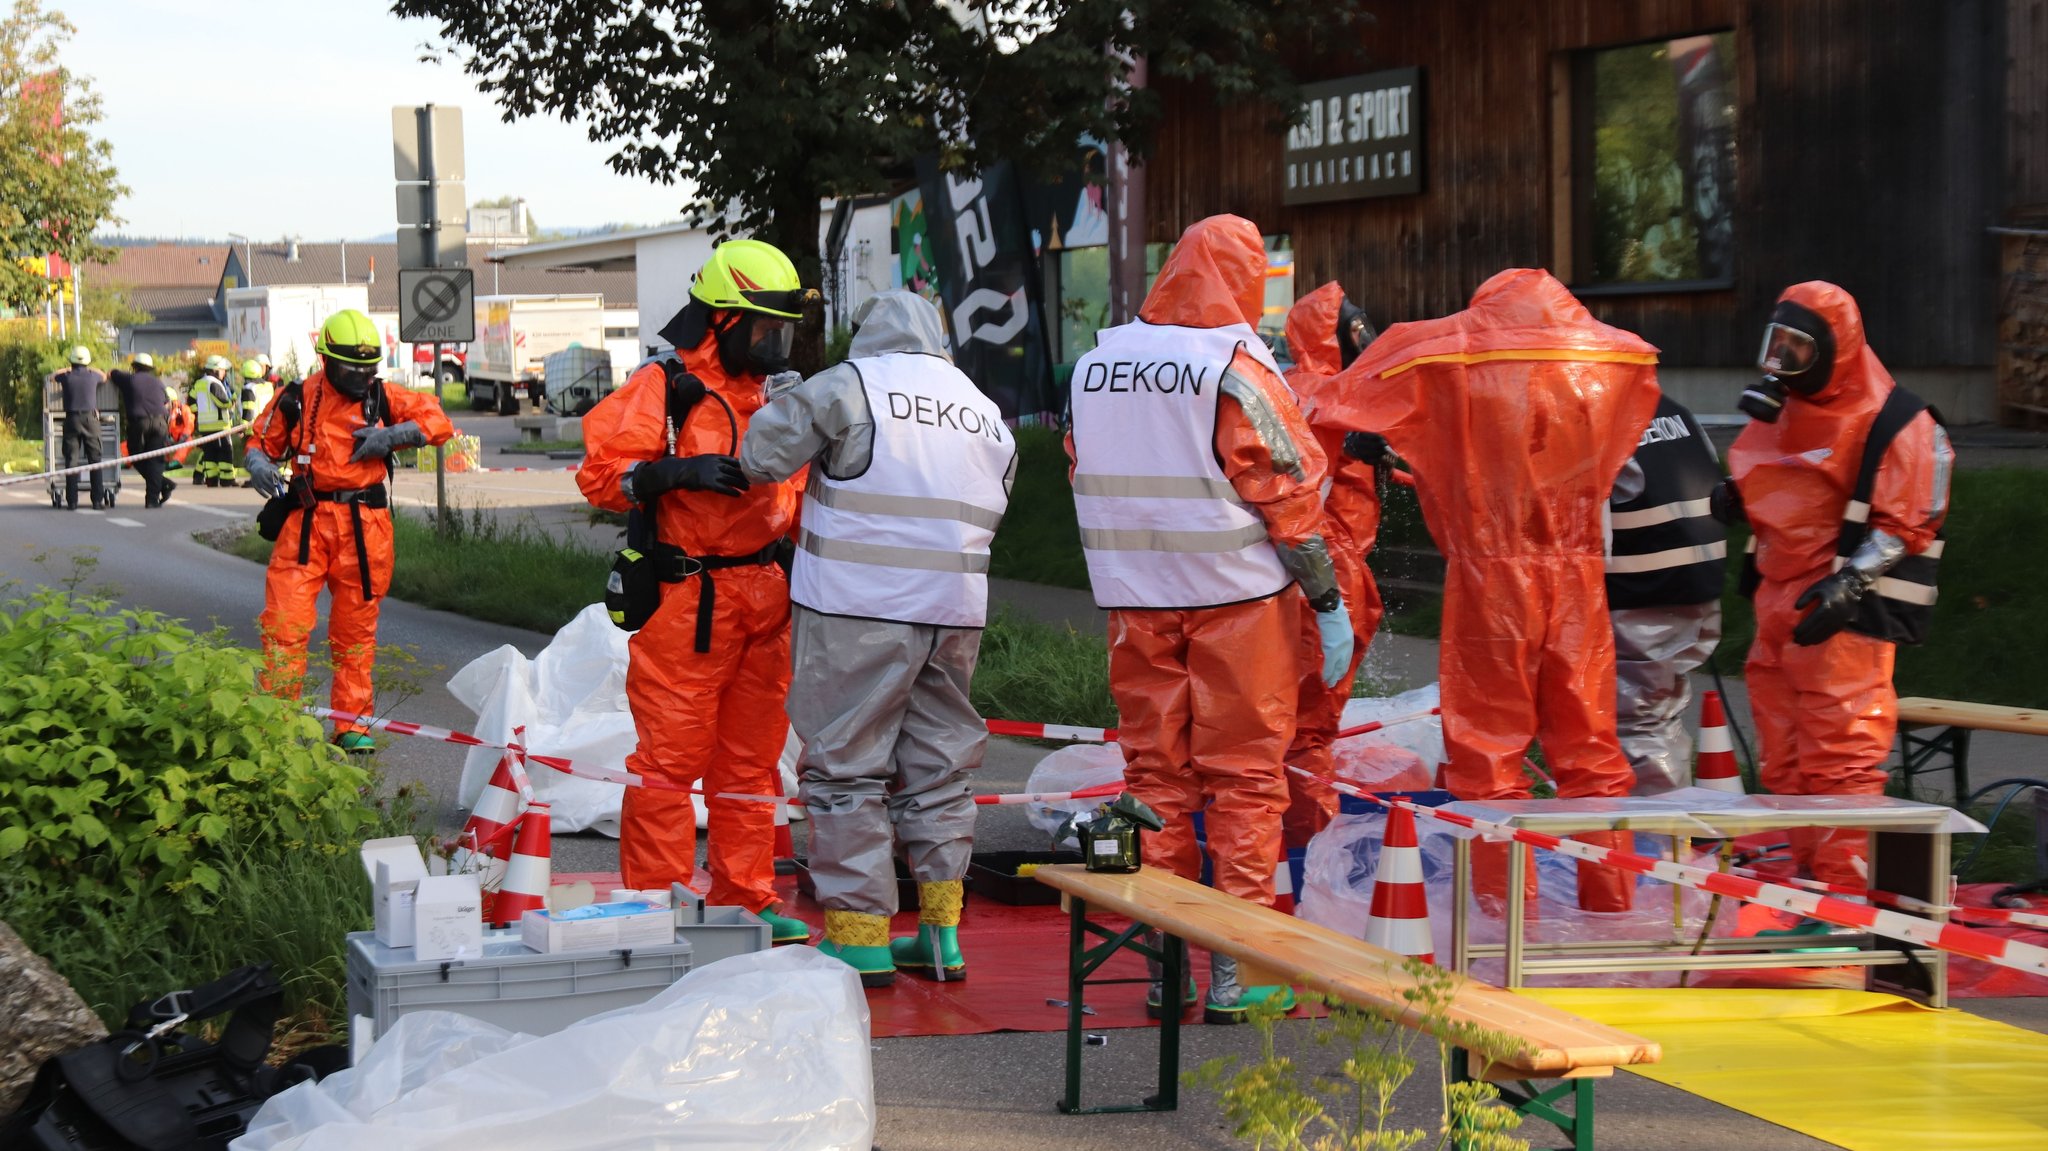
[1069,321,1291,609]
[792,352,1014,628]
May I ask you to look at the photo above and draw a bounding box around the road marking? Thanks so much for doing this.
[74,508,104,516]
[4,490,35,500]
[187,504,247,519]
[108,516,143,527]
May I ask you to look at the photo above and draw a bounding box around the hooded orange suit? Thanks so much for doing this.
[1280,282,1385,846]
[1728,282,1949,886]
[578,345,803,911]
[1066,216,1330,907]
[251,372,455,735]
[1304,269,1659,911]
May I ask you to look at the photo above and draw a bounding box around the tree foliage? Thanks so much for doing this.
[395,0,1366,285]
[0,0,124,310]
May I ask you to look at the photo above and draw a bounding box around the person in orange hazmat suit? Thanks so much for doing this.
[1280,282,1387,847]
[1301,269,1660,913]
[1068,215,1352,1023]
[1720,281,1950,887]
[245,309,455,753]
[576,239,813,945]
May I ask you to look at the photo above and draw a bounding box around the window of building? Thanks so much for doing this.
[1568,32,1737,291]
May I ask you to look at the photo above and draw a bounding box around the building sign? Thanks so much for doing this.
[1283,67,1423,205]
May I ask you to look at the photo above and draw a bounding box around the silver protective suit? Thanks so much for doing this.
[1611,601,1722,794]
[740,292,1016,917]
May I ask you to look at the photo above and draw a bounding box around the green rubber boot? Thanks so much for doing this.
[757,904,812,945]
[891,924,967,981]
[333,731,376,755]
[819,910,895,988]
[1203,954,1297,1025]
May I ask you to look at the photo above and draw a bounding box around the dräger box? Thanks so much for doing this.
[360,836,429,949]
[521,901,675,954]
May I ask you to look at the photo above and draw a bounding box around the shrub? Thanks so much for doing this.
[0,587,375,915]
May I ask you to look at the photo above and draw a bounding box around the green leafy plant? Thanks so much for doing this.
[1187,960,1531,1151]
[0,586,375,914]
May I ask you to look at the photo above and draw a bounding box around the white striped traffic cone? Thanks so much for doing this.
[1693,690,1745,794]
[1362,804,1435,963]
[1273,844,1296,915]
[493,802,553,927]
[455,753,524,869]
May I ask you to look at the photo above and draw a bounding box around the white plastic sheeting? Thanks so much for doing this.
[1332,683,1443,785]
[1022,744,1129,846]
[447,604,802,835]
[232,947,875,1151]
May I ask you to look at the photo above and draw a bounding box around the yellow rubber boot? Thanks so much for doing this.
[891,880,967,981]
[819,910,895,987]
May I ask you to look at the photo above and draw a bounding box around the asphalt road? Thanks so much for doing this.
[5,427,2045,1151]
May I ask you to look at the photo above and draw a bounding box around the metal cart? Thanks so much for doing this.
[42,372,122,509]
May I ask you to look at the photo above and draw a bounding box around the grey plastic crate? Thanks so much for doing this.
[673,903,774,967]
[346,929,692,1040]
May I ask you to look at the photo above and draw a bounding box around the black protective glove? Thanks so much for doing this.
[1791,569,1870,646]
[635,454,749,499]
[772,536,796,576]
[1343,431,1391,468]
[1709,477,1746,526]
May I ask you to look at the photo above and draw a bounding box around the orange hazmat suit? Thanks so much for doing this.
[250,372,454,736]
[1303,269,1659,912]
[1067,216,1333,909]
[578,347,802,911]
[1281,282,1385,847]
[1728,282,1949,886]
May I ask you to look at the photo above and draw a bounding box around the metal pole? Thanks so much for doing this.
[421,104,447,536]
[71,265,82,338]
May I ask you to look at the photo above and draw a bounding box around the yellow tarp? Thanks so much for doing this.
[1526,989,2048,1151]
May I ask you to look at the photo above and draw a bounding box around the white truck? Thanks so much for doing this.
[467,293,607,415]
[224,284,374,380]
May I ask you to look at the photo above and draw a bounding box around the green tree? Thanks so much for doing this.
[0,0,124,311]
[395,0,1367,360]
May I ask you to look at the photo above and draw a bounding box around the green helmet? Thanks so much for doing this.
[203,354,231,374]
[317,309,382,365]
[68,346,91,366]
[240,358,265,380]
[689,239,806,318]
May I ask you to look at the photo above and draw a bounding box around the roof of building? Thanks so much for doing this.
[91,244,232,288]
[241,241,637,310]
[128,286,221,327]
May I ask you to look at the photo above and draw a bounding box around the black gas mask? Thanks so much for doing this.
[1739,300,1835,423]
[711,310,794,377]
[323,353,380,400]
[1336,299,1378,369]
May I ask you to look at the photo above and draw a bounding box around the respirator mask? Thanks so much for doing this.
[1738,302,1833,423]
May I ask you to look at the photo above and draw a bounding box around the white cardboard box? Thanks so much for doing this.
[360,836,428,949]
[412,874,485,961]
[520,902,674,954]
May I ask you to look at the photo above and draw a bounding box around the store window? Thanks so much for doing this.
[1571,32,1737,289]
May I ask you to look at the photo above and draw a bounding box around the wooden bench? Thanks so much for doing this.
[1035,864,1660,1150]
[1895,696,2048,800]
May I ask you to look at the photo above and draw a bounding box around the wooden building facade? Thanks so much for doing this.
[1144,0,2042,422]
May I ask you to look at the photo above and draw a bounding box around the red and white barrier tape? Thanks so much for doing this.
[0,422,250,487]
[311,707,1126,808]
[1332,707,1439,741]
[986,719,1118,742]
[454,464,583,474]
[1290,765,2048,980]
[1723,862,2048,931]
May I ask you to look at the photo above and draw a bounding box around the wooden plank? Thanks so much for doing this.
[1896,696,2048,736]
[1036,865,1661,1075]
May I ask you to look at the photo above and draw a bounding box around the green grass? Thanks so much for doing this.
[988,425,1088,589]
[0,432,41,474]
[1957,788,2047,885]
[0,789,420,1040]
[224,505,608,635]
[971,608,1115,728]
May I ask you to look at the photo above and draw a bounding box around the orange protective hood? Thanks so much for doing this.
[1775,280,1884,407]
[1140,214,1267,330]
[1285,281,1346,378]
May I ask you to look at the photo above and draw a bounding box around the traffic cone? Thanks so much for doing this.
[1693,690,1745,794]
[493,802,553,927]
[1361,804,1435,964]
[455,753,524,867]
[1272,844,1297,915]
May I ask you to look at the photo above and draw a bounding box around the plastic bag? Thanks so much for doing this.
[1335,683,1445,772]
[1022,744,1128,847]
[448,604,803,835]
[1297,811,1735,988]
[231,948,874,1151]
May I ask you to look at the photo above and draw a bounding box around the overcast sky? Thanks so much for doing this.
[67,0,692,240]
